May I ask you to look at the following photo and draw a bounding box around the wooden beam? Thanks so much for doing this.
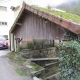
[27,58,58,61]
[13,6,20,11]
[16,23,22,26]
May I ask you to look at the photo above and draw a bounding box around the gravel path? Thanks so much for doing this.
[0,49,33,80]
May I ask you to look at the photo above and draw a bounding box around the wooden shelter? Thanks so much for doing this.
[9,2,80,51]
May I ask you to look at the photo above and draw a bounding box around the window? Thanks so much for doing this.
[5,22,7,25]
[0,22,1,25]
[0,36,6,40]
[0,22,7,25]
[0,6,7,11]
[2,22,5,25]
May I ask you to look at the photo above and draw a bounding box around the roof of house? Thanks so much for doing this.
[10,2,80,35]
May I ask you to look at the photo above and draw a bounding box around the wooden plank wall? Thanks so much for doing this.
[14,11,68,40]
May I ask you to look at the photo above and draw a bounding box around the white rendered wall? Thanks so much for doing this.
[14,0,32,20]
[0,0,14,38]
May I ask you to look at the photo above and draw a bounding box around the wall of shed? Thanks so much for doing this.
[14,11,68,40]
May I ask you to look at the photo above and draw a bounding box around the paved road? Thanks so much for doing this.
[0,49,33,80]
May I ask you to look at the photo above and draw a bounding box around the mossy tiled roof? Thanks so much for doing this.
[34,6,80,24]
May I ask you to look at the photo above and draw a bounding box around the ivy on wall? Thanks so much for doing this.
[59,41,80,80]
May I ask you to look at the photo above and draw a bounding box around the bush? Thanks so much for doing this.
[27,41,34,49]
[19,45,24,51]
[59,41,80,80]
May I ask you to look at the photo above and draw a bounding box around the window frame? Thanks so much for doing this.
[0,6,7,11]
[0,21,7,26]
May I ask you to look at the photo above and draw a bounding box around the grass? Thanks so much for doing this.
[7,51,15,59]
[7,51,44,77]
[7,52,27,76]
[33,6,80,24]
[23,61,43,72]
[15,67,27,76]
[7,51,26,61]
[9,60,27,76]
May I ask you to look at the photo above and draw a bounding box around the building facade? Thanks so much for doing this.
[0,0,14,39]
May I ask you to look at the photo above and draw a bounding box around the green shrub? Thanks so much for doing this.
[19,45,23,51]
[59,41,80,80]
[19,45,27,51]
[27,41,34,49]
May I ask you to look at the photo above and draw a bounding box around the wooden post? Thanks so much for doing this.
[14,35,17,52]
[10,33,15,51]
[17,39,20,51]
[53,40,54,47]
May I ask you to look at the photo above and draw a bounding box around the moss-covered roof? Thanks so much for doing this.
[34,6,80,24]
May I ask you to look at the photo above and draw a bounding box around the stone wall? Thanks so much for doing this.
[19,47,58,58]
